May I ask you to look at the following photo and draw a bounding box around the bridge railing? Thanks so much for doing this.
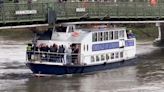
[0,2,164,24]
[0,3,47,24]
[54,2,163,19]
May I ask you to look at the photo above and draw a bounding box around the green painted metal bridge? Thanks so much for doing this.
[0,2,164,25]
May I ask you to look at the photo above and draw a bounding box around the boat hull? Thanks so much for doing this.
[26,59,137,76]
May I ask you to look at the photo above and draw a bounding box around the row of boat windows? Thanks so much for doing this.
[92,30,125,42]
[91,52,123,62]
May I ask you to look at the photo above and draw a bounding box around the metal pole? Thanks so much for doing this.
[156,22,161,40]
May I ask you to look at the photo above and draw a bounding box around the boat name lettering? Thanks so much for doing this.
[125,40,134,47]
[92,42,119,51]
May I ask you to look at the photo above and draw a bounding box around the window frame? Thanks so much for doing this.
[111,53,115,59]
[92,32,98,42]
[91,56,95,62]
[108,31,113,40]
[101,54,105,61]
[96,55,100,62]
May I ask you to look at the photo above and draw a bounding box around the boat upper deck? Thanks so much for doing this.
[50,22,127,43]
[57,21,126,32]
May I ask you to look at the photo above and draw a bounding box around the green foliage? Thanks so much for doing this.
[0,29,33,40]
[127,24,158,41]
[0,25,159,41]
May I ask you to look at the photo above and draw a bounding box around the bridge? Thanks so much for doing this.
[0,2,164,25]
[1,1,164,46]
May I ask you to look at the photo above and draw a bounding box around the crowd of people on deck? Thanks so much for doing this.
[26,43,80,64]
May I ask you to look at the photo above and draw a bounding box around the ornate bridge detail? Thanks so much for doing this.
[0,2,164,24]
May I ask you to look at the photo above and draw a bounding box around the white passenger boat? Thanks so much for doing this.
[26,21,136,76]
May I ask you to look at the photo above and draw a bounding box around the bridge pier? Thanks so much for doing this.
[153,23,164,46]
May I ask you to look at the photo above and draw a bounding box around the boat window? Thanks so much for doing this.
[120,52,123,58]
[115,52,119,59]
[96,55,100,62]
[119,30,125,39]
[86,45,89,51]
[91,56,95,62]
[111,53,114,59]
[104,32,109,41]
[68,26,74,32]
[55,26,67,32]
[109,31,113,40]
[83,45,85,51]
[101,54,105,61]
[106,54,110,60]
[98,32,103,41]
[92,33,98,42]
[101,32,104,41]
[114,31,118,40]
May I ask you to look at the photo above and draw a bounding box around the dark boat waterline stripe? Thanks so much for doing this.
[26,58,137,75]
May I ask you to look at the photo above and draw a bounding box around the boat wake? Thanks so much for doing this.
[0,44,31,80]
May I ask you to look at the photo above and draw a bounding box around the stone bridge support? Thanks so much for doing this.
[154,23,164,46]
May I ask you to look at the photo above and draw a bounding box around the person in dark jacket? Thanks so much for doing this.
[50,44,58,52]
[49,44,58,62]
[127,30,135,39]
[58,45,65,62]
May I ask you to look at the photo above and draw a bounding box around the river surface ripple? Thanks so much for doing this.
[0,41,164,92]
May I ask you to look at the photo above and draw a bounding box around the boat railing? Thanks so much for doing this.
[26,51,82,65]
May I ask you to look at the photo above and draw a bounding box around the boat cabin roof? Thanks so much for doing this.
[61,21,117,26]
[56,21,126,33]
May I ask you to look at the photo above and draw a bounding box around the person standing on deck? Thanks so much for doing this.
[49,44,58,62]
[73,45,79,64]
[65,46,72,64]
[58,45,65,63]
[127,30,135,39]
[26,43,32,60]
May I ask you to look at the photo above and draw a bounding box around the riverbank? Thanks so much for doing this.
[0,29,33,40]
[127,24,158,41]
[0,24,158,44]
[0,29,34,45]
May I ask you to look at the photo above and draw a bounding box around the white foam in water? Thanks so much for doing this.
[136,43,159,55]
[0,44,31,76]
[0,69,30,74]
[115,85,163,92]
